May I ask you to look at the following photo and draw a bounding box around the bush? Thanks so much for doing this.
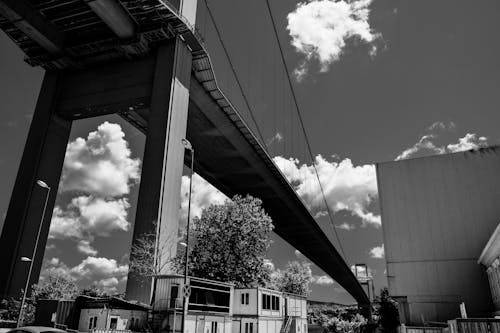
[378,288,400,333]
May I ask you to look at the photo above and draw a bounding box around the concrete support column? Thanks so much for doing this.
[126,37,193,303]
[0,71,72,299]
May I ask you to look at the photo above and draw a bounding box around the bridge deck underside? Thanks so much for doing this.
[186,78,367,303]
[0,0,369,305]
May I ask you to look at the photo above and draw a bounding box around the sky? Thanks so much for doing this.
[1,0,500,304]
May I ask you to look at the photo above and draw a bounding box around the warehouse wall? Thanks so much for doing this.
[376,147,500,323]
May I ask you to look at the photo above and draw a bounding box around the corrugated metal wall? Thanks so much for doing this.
[376,147,500,323]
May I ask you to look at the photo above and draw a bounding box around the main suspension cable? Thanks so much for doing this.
[203,0,268,151]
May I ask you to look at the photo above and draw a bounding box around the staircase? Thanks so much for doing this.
[280,316,293,333]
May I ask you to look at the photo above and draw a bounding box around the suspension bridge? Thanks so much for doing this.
[0,0,370,308]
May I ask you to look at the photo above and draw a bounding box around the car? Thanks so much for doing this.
[7,327,67,333]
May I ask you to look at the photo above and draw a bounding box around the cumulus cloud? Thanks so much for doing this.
[312,275,335,285]
[396,132,489,160]
[427,121,456,131]
[49,122,140,253]
[447,133,488,153]
[395,134,445,160]
[337,222,355,231]
[77,240,98,256]
[273,155,380,227]
[369,244,384,259]
[41,256,129,294]
[180,173,227,223]
[60,122,141,197]
[50,196,130,241]
[287,0,381,79]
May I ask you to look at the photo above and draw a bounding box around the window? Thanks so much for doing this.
[88,316,98,330]
[241,294,245,304]
[269,295,279,311]
[250,323,254,333]
[263,294,275,310]
[170,285,179,308]
[241,293,249,305]
[211,321,218,333]
[109,317,118,330]
[245,293,249,305]
[245,323,253,333]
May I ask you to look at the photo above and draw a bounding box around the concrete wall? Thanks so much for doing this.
[376,147,500,323]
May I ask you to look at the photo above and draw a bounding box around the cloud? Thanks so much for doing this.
[77,240,98,256]
[60,121,141,197]
[427,121,456,131]
[447,133,488,153]
[396,133,489,160]
[50,196,130,241]
[180,173,227,223]
[263,259,275,271]
[41,256,129,294]
[337,222,355,231]
[273,155,380,227]
[312,275,335,285]
[369,244,384,259]
[267,132,284,146]
[287,0,381,79]
[395,134,445,160]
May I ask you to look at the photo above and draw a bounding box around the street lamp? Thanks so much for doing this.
[17,180,51,328]
[181,138,194,333]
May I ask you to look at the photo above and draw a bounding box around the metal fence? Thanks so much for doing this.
[448,319,500,333]
[400,324,447,333]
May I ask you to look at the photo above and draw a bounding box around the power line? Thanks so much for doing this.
[202,0,268,151]
[263,0,348,262]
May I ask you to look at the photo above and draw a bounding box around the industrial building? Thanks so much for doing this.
[376,147,500,324]
[478,222,500,316]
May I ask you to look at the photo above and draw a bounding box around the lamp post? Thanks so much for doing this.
[180,138,194,333]
[17,180,51,327]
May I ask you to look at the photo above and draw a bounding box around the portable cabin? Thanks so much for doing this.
[232,287,288,333]
[76,296,150,332]
[153,275,234,333]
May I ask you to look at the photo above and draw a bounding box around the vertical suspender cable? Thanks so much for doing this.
[263,0,347,262]
[203,0,268,152]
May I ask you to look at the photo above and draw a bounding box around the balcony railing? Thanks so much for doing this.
[154,298,184,311]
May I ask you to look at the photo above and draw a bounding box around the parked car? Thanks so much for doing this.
[7,327,67,333]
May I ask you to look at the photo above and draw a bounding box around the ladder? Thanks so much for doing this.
[280,316,293,333]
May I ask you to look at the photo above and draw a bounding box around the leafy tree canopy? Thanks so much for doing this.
[272,261,312,296]
[181,195,274,288]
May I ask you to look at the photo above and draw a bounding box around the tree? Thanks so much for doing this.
[273,261,312,296]
[0,271,79,325]
[31,271,80,300]
[180,195,274,287]
[378,288,400,333]
[128,221,176,278]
